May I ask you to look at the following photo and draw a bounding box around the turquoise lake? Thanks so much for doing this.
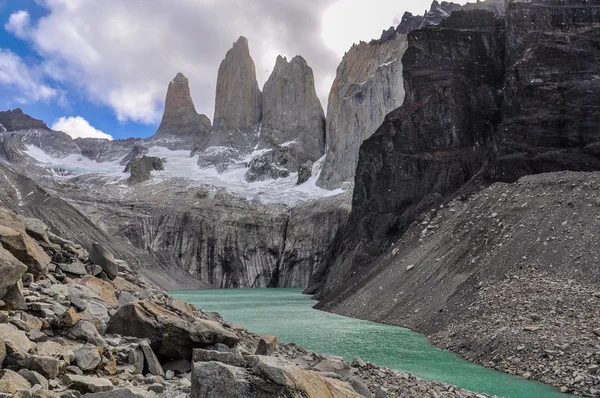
[171,288,570,398]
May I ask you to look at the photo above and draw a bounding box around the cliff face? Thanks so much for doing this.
[317,33,408,189]
[491,0,600,181]
[313,0,600,345]
[310,10,506,298]
[149,73,211,150]
[63,182,351,289]
[260,55,325,163]
[207,36,262,152]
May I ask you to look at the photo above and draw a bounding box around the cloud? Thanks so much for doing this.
[5,10,31,39]
[51,116,113,140]
[0,48,57,104]
[7,0,465,125]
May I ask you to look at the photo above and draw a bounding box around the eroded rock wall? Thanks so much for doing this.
[317,32,408,189]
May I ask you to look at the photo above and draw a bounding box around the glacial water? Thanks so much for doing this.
[171,288,571,398]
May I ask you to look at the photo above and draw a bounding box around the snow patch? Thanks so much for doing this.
[379,58,398,68]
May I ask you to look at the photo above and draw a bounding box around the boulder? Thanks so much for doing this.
[73,345,101,372]
[192,348,245,367]
[0,323,33,356]
[0,246,27,299]
[2,282,27,311]
[23,218,50,244]
[56,308,83,329]
[126,156,164,185]
[35,341,75,364]
[17,369,48,390]
[255,335,278,356]
[64,374,113,394]
[5,353,61,379]
[77,276,118,305]
[313,359,352,377]
[107,300,238,360]
[128,347,144,375]
[0,225,50,278]
[190,361,251,398]
[0,369,31,394]
[88,243,119,280]
[139,341,165,377]
[163,358,192,375]
[58,262,88,277]
[68,320,106,347]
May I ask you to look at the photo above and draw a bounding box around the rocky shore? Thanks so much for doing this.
[0,207,495,397]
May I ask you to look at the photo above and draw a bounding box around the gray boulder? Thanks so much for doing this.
[88,243,119,280]
[125,156,164,185]
[107,300,238,360]
[0,246,27,300]
[297,161,313,185]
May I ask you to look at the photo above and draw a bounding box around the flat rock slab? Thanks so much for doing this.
[84,387,157,397]
[65,374,113,394]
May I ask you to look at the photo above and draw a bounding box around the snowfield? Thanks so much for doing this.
[24,144,343,206]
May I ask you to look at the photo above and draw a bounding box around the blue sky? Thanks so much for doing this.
[0,0,453,141]
[0,0,158,139]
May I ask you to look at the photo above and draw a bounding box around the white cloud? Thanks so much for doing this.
[0,48,57,103]
[7,0,465,124]
[5,10,31,39]
[51,116,113,140]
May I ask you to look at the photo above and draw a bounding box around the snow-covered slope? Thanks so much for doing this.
[24,144,342,206]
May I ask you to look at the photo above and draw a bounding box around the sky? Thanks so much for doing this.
[0,0,467,140]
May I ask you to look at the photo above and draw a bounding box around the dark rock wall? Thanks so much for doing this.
[491,0,600,181]
[310,11,505,299]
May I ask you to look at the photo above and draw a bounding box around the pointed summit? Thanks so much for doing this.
[260,54,325,163]
[207,36,262,151]
[151,72,211,148]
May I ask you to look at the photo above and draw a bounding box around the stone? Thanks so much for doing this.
[125,156,164,185]
[56,308,83,329]
[192,349,245,367]
[139,341,165,377]
[0,369,31,394]
[297,161,313,185]
[344,375,373,398]
[313,359,352,377]
[206,36,262,152]
[255,334,278,356]
[0,224,51,278]
[58,262,88,277]
[149,72,211,150]
[73,345,101,372]
[593,328,600,337]
[9,318,30,332]
[3,283,27,311]
[261,55,325,163]
[128,347,144,375]
[190,361,251,398]
[5,354,61,379]
[83,387,157,397]
[35,341,74,363]
[13,390,61,398]
[23,218,50,244]
[76,276,118,305]
[68,320,106,347]
[17,370,48,390]
[107,300,238,360]
[88,244,119,280]
[21,273,33,288]
[0,323,33,355]
[64,374,113,394]
[0,245,27,299]
[27,331,48,343]
[245,355,361,397]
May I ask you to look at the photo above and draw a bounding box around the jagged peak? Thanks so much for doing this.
[231,36,250,54]
[172,72,188,85]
